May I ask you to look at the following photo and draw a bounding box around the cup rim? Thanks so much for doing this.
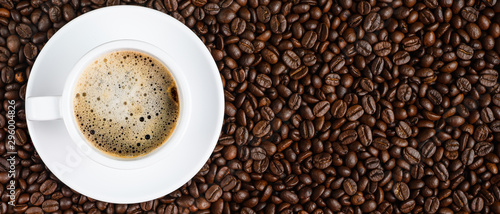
[60,39,191,170]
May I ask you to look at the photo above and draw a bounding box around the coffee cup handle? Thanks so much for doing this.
[26,96,62,121]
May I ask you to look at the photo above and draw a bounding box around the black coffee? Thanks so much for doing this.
[73,50,179,158]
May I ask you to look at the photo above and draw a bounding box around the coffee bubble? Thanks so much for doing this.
[73,50,179,158]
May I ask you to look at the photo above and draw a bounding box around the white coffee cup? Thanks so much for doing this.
[26,39,191,170]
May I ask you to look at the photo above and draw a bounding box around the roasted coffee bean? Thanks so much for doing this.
[0,0,13,9]
[356,1,371,15]
[290,66,308,80]
[393,51,410,65]
[260,107,274,121]
[36,14,50,31]
[461,148,475,166]
[302,54,316,66]
[42,200,59,212]
[16,23,32,38]
[25,207,43,214]
[300,120,315,139]
[346,105,364,121]
[220,175,237,191]
[411,165,424,180]
[288,93,301,110]
[256,6,270,23]
[493,94,500,106]
[365,157,380,169]
[461,7,478,22]
[492,121,500,132]
[313,101,330,117]
[447,116,465,127]
[359,78,374,92]
[479,69,498,87]
[282,50,300,69]
[427,89,442,105]
[270,14,286,34]
[444,140,459,152]
[480,190,495,206]
[403,147,421,165]
[373,137,390,150]
[396,121,412,139]
[269,159,284,176]
[371,58,385,76]
[40,179,57,195]
[343,178,357,196]
[402,36,421,52]
[433,162,449,181]
[205,185,223,202]
[216,8,235,24]
[231,18,246,35]
[48,6,61,23]
[164,0,178,11]
[393,182,410,201]
[24,42,37,59]
[400,200,416,213]
[301,31,317,49]
[330,55,345,72]
[253,121,270,138]
[357,124,372,146]
[361,95,376,115]
[453,190,468,208]
[312,153,332,169]
[397,84,412,102]
[373,41,391,56]
[331,100,347,118]
[481,107,495,123]
[280,190,299,204]
[471,197,484,212]
[30,192,44,206]
[475,142,494,156]
[424,197,440,213]
[15,129,28,145]
[238,39,253,54]
[457,44,474,60]
[339,129,357,145]
[456,77,471,92]
[1,67,13,84]
[474,125,490,142]
[62,4,75,21]
[255,74,271,88]
[369,168,384,182]
[355,40,372,56]
[6,35,19,53]
[363,13,382,32]
[250,147,266,161]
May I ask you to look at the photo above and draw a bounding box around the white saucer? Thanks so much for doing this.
[26,6,223,203]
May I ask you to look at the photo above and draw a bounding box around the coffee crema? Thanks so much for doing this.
[73,50,179,158]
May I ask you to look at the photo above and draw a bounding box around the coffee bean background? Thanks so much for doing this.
[1,0,500,213]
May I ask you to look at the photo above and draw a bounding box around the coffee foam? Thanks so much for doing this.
[73,50,179,158]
